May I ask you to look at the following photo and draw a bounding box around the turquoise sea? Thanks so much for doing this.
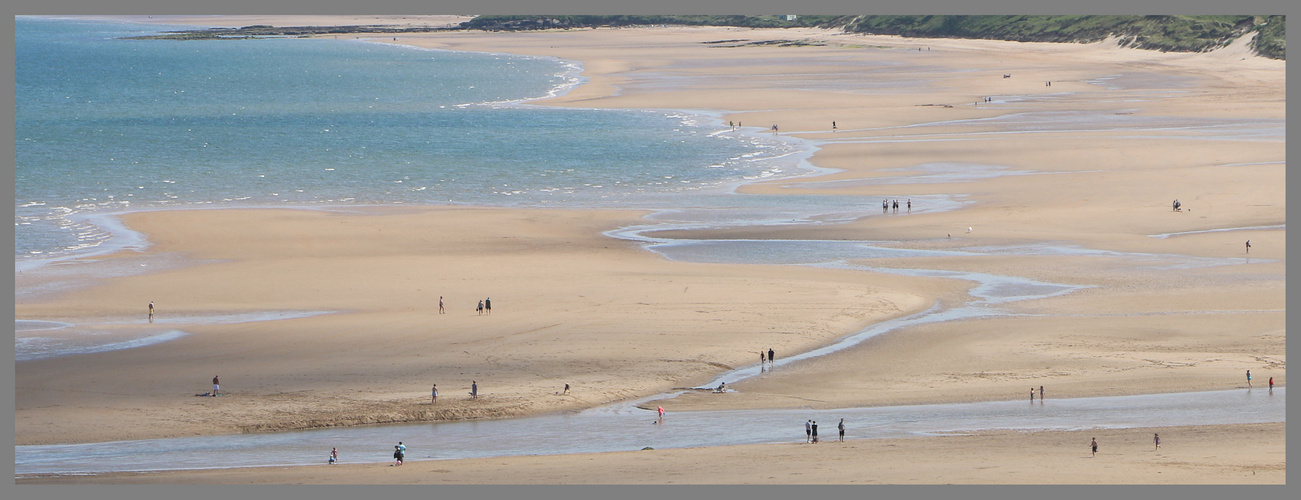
[14,17,805,266]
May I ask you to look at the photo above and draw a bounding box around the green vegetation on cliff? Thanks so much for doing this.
[463,15,1283,59]
[124,15,1284,60]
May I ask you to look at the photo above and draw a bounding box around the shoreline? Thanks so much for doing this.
[19,422,1286,484]
[14,18,1285,483]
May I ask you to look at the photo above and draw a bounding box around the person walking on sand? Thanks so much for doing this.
[805,419,812,443]
[832,121,836,131]
[439,296,444,314]
[1246,240,1251,254]
[907,199,911,212]
[838,418,845,442]
[563,383,570,395]
[470,381,478,399]
[212,375,220,396]
[477,300,484,316]
[1154,433,1161,450]
[1090,437,1098,457]
[393,445,404,466]
[1246,370,1252,388]
[485,297,491,315]
[148,301,154,323]
[431,384,438,404]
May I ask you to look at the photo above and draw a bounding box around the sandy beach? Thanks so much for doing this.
[14,19,1284,484]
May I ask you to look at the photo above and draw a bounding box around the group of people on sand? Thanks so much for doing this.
[804,418,846,443]
[433,295,492,315]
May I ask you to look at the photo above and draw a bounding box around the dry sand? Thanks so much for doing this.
[14,19,1285,484]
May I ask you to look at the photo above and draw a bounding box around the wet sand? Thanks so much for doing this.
[14,19,1285,483]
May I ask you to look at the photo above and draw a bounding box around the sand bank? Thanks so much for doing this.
[15,207,927,445]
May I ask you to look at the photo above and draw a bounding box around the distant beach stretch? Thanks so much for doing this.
[14,16,1284,484]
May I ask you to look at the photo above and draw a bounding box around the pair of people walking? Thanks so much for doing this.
[393,442,406,465]
[476,297,492,315]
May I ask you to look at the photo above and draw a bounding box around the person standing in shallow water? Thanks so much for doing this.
[768,348,775,368]
[1246,370,1252,388]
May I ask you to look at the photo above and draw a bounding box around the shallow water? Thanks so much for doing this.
[14,310,332,361]
[15,388,1283,475]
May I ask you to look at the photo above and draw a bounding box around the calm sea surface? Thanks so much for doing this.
[15,17,802,265]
